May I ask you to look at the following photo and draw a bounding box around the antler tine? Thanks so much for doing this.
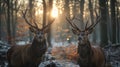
[32,16,39,29]
[71,16,81,31]
[85,19,89,30]
[86,10,100,30]
[85,22,94,30]
[93,10,101,27]
[91,16,101,29]
[72,22,81,31]
[88,10,101,30]
[22,9,37,29]
[86,17,100,31]
[66,17,81,32]
[66,17,76,29]
[42,18,55,30]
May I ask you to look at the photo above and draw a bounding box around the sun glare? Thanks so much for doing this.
[51,7,58,18]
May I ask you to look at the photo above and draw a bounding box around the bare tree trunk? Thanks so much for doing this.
[43,0,46,27]
[110,0,116,44]
[0,1,7,41]
[64,0,70,29]
[119,18,120,43]
[119,4,120,43]
[64,0,70,17]
[99,0,108,46]
[11,0,15,44]
[116,2,119,43]
[79,0,85,29]
[6,0,12,44]
[47,0,53,47]
[119,2,120,43]
[73,0,77,16]
[11,0,18,44]
[88,0,94,24]
[0,1,2,40]
[29,0,34,42]
[106,1,112,44]
[13,4,18,44]
[88,0,96,42]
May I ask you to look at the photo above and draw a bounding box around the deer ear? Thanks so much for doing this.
[72,29,80,35]
[29,27,37,33]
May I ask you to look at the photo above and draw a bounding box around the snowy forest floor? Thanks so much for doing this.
[104,43,120,67]
[0,42,120,67]
[39,43,120,67]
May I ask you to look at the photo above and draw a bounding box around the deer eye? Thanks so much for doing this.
[40,32,43,35]
[36,32,39,34]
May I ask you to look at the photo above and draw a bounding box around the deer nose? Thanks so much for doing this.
[78,36,82,41]
[78,37,81,41]
[39,35,43,39]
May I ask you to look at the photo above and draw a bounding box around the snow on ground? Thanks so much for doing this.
[51,41,78,47]
[39,60,79,67]
[16,41,29,45]
[1,40,120,67]
[104,44,120,67]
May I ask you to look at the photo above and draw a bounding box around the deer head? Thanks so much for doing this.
[22,9,55,42]
[66,16,100,46]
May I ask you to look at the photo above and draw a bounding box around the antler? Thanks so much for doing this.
[32,15,39,29]
[22,8,39,29]
[85,19,89,29]
[41,18,55,31]
[66,17,81,32]
[91,16,100,29]
[91,10,101,28]
[85,10,101,31]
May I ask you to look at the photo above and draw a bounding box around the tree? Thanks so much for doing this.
[88,0,96,42]
[116,1,120,43]
[28,0,35,42]
[47,0,53,47]
[0,0,2,40]
[11,0,20,44]
[79,0,85,29]
[73,0,77,16]
[6,0,12,44]
[10,0,19,44]
[43,0,47,27]
[1,0,19,44]
[110,0,117,44]
[99,0,108,46]
[64,0,70,17]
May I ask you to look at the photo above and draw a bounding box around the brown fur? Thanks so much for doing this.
[66,14,105,67]
[78,43,106,67]
[7,39,47,67]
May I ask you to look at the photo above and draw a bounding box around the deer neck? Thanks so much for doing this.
[30,37,47,57]
[33,37,44,44]
[78,41,93,58]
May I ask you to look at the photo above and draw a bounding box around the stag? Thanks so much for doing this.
[66,16,106,67]
[7,9,55,67]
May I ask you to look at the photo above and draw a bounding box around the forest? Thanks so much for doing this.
[0,0,120,67]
